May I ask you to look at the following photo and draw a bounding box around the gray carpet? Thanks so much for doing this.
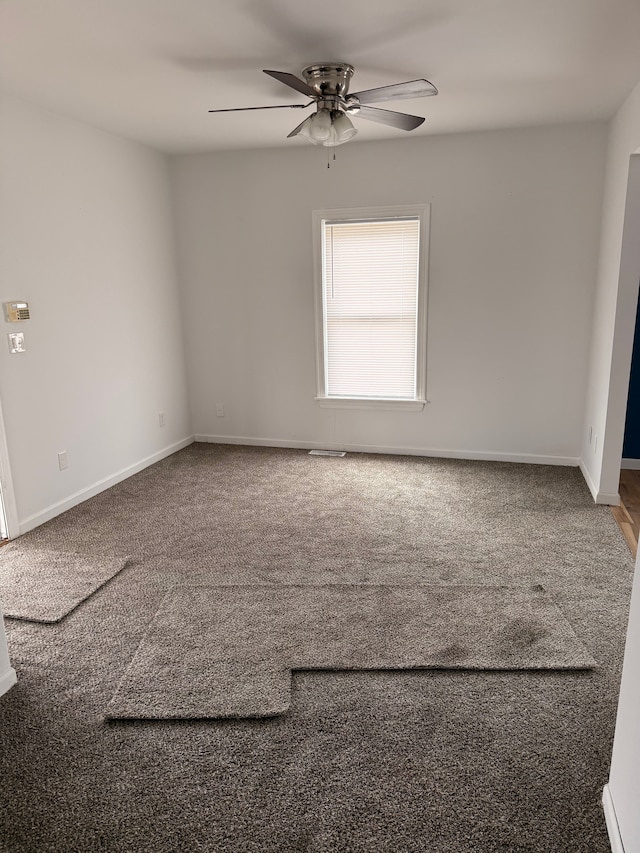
[107,584,596,719]
[0,443,635,852]
[0,545,128,622]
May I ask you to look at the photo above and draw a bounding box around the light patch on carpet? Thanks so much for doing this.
[106,584,596,720]
[0,546,129,623]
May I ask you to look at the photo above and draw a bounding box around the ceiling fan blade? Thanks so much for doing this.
[208,104,310,113]
[287,117,310,138]
[263,69,318,99]
[350,79,438,104]
[347,104,425,131]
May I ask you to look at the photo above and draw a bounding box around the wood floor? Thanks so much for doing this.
[612,469,640,557]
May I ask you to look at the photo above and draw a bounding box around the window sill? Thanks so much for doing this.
[315,397,426,411]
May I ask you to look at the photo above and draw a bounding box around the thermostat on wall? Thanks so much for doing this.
[4,302,30,322]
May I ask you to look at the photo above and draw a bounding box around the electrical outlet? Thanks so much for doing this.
[216,403,225,417]
[159,412,166,428]
[58,451,68,471]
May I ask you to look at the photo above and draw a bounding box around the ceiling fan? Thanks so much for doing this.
[208,63,438,147]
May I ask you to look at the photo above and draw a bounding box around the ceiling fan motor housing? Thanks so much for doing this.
[302,63,355,100]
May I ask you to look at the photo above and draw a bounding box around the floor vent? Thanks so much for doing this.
[309,450,347,457]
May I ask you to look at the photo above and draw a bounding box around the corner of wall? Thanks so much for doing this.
[0,613,16,699]
[579,457,620,504]
[602,784,626,853]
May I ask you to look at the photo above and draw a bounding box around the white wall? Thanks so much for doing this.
[172,123,606,463]
[0,95,192,533]
[606,543,640,853]
[581,79,640,504]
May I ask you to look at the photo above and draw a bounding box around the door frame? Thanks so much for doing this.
[0,394,18,539]
[599,152,640,500]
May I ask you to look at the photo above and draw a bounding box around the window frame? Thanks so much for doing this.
[312,204,429,411]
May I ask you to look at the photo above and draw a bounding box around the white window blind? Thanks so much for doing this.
[322,217,421,399]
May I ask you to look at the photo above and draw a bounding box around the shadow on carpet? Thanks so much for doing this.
[106,583,596,720]
[0,545,129,623]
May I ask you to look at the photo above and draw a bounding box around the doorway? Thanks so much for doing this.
[608,153,640,553]
[596,152,640,504]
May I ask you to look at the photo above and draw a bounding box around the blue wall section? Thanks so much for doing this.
[623,295,640,459]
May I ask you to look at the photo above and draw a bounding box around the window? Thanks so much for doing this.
[312,205,429,410]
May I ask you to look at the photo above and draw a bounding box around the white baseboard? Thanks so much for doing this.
[18,436,195,535]
[0,666,17,699]
[194,434,580,467]
[579,459,620,505]
[602,785,626,853]
[621,458,640,470]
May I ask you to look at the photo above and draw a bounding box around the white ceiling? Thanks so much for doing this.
[1,0,640,153]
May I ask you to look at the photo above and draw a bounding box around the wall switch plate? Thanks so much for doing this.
[8,332,25,353]
[216,403,225,417]
[58,451,68,471]
[158,412,166,427]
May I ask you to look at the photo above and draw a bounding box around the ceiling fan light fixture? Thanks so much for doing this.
[325,110,358,146]
[298,108,332,144]
[311,108,332,140]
